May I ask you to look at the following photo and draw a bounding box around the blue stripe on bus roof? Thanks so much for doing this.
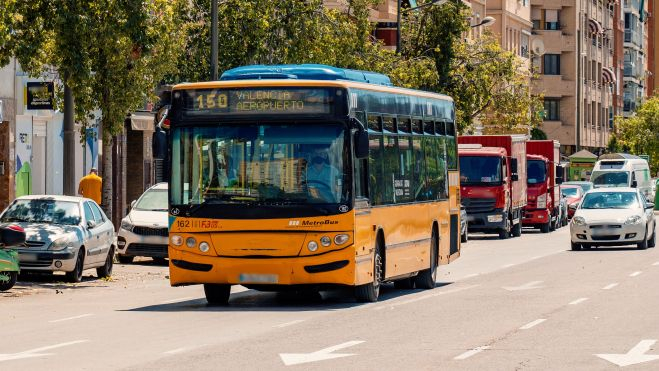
[220,64,393,87]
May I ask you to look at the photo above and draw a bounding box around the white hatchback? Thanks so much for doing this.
[117,183,169,263]
[570,188,656,250]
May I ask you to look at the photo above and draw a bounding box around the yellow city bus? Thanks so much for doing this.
[162,65,461,304]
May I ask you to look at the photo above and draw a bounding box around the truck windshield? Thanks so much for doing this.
[459,156,502,185]
[170,123,349,206]
[591,171,629,187]
[527,160,546,184]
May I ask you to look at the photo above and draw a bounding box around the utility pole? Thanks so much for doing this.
[211,0,219,80]
[576,12,582,152]
[396,0,402,54]
[63,82,76,195]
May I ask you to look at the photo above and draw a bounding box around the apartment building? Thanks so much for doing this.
[486,0,532,59]
[530,0,615,155]
[622,0,649,114]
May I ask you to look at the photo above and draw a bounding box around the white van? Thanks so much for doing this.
[590,154,652,199]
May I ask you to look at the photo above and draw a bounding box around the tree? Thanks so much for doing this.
[611,96,659,175]
[1,0,187,217]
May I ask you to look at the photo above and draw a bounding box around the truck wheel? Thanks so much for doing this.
[0,271,17,291]
[540,222,550,233]
[512,222,522,237]
[498,218,511,239]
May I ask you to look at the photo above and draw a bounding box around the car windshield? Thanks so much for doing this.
[561,187,579,197]
[170,123,349,205]
[0,199,81,225]
[591,171,629,187]
[527,160,546,184]
[580,192,639,209]
[135,189,168,211]
[459,156,502,185]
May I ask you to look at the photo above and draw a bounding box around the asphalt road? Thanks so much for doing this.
[1,221,658,370]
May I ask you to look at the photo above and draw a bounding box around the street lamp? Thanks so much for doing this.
[396,0,449,53]
[470,16,495,28]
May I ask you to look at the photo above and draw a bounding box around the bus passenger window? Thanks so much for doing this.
[383,135,400,204]
[413,136,428,201]
[445,121,457,170]
[368,135,384,205]
[398,136,414,203]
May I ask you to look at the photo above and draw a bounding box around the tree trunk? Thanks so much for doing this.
[101,135,113,218]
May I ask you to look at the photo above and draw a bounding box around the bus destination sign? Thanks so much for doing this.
[181,88,331,114]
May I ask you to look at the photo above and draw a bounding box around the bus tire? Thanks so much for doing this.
[414,229,438,290]
[355,241,383,303]
[204,284,231,306]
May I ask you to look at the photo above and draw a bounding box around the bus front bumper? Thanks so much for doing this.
[168,246,360,287]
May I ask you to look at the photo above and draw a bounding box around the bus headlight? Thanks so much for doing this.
[171,235,183,246]
[320,236,332,247]
[307,241,318,252]
[334,234,350,245]
[199,242,210,253]
[186,237,197,248]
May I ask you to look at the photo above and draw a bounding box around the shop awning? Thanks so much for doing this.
[588,18,603,35]
[129,112,154,131]
[602,67,617,85]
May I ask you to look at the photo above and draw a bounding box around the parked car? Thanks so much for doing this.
[570,188,655,250]
[562,181,593,195]
[0,195,115,282]
[117,183,169,264]
[560,184,584,219]
[460,205,468,243]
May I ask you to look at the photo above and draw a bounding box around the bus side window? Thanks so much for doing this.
[413,121,428,201]
[354,133,368,199]
[383,135,400,204]
[445,121,458,170]
[368,134,384,205]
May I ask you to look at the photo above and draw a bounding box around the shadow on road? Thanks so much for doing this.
[121,281,454,313]
[8,271,110,291]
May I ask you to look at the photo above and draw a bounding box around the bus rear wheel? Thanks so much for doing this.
[204,284,231,306]
[355,243,383,303]
[414,230,438,290]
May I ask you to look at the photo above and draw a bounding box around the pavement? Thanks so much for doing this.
[1,222,658,370]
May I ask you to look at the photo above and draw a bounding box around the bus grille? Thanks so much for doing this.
[462,198,497,214]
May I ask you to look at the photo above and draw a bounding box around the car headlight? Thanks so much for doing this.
[625,215,642,225]
[120,219,133,231]
[537,194,547,209]
[572,216,586,226]
[50,236,72,251]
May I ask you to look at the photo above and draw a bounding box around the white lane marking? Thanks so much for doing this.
[501,263,516,269]
[0,340,89,362]
[602,283,619,290]
[163,344,208,355]
[595,339,659,367]
[463,273,479,279]
[529,256,542,261]
[275,320,305,328]
[630,271,643,277]
[280,340,364,366]
[653,261,659,266]
[454,346,490,360]
[373,285,479,310]
[49,314,93,323]
[503,281,544,291]
[569,298,589,305]
[519,319,547,330]
[160,297,194,304]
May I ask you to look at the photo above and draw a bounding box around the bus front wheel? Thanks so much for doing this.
[204,284,231,306]
[355,243,383,303]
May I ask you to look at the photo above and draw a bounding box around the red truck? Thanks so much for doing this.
[523,140,564,233]
[458,135,527,239]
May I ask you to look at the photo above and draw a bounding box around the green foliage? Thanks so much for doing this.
[530,127,548,140]
[612,96,659,174]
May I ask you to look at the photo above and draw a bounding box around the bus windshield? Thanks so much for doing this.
[459,156,502,185]
[591,171,629,187]
[170,123,349,206]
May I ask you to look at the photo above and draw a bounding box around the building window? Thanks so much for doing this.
[545,9,560,30]
[520,34,529,58]
[543,98,560,121]
[543,54,561,75]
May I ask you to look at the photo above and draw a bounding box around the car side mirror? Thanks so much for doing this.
[153,126,168,160]
[86,220,96,229]
[0,226,26,247]
[646,202,655,210]
[631,180,638,188]
[130,200,137,209]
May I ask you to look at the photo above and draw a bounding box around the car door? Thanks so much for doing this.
[90,202,114,259]
[81,202,99,265]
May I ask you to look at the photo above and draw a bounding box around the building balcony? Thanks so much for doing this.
[531,0,575,7]
[533,30,576,52]
[535,75,576,97]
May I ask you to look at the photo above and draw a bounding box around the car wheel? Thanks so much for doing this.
[571,241,582,251]
[637,229,648,250]
[204,284,231,306]
[0,271,17,291]
[648,228,656,248]
[355,240,383,302]
[117,255,134,264]
[66,249,85,283]
[414,230,438,290]
[96,248,114,278]
[461,229,468,243]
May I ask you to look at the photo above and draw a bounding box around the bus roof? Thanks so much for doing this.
[220,64,393,86]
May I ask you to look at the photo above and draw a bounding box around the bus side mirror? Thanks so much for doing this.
[153,126,168,160]
[556,165,564,184]
[354,130,369,159]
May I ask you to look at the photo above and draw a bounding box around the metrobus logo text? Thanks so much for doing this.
[288,220,338,226]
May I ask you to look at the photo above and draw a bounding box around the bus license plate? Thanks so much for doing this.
[239,274,278,284]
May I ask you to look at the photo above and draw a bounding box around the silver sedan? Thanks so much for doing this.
[570,188,656,250]
[0,195,115,282]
